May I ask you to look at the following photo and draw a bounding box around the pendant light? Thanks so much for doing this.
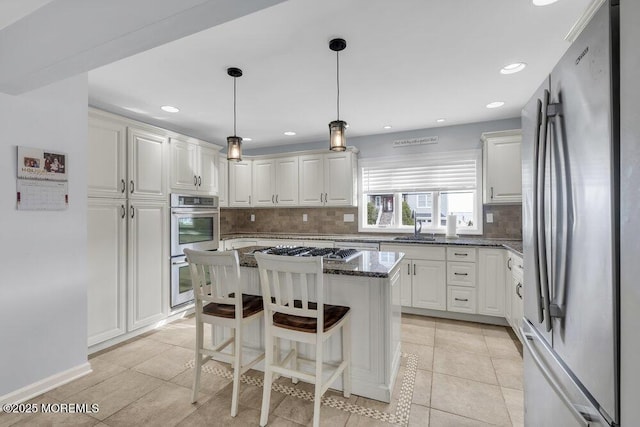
[226,67,243,161]
[329,38,347,151]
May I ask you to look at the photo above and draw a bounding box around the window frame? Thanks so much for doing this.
[358,150,483,235]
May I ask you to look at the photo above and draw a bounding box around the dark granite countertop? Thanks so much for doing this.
[238,246,405,278]
[222,233,523,256]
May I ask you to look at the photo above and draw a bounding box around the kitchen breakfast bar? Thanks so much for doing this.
[211,247,404,402]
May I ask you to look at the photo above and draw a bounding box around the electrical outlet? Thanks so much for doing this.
[343,213,355,222]
[303,214,308,222]
[250,214,255,222]
[486,213,494,223]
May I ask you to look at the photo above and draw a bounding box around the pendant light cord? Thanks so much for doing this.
[233,77,237,136]
[336,50,340,121]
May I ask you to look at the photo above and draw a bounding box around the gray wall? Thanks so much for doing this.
[0,74,89,397]
[245,117,521,158]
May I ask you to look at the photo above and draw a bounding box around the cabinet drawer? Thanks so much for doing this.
[447,247,477,262]
[380,244,445,261]
[447,262,477,287]
[509,253,524,278]
[447,286,477,314]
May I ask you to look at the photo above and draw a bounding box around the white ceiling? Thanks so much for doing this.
[87,0,592,150]
[0,0,54,31]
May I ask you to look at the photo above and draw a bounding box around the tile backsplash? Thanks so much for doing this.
[221,204,522,239]
[221,207,360,235]
[481,204,522,239]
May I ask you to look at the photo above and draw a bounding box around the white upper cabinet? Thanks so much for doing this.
[299,154,325,206]
[198,144,219,195]
[229,160,253,206]
[169,137,219,195]
[275,156,299,205]
[128,126,168,200]
[252,158,276,206]
[299,150,356,207]
[89,112,168,200]
[482,129,522,204]
[88,113,127,198]
[218,157,228,207]
[251,157,299,206]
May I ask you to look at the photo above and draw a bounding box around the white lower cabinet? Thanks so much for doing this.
[88,199,127,346]
[478,248,506,317]
[506,252,524,341]
[381,244,446,311]
[412,260,447,310]
[127,200,169,330]
[447,286,476,314]
[88,198,169,346]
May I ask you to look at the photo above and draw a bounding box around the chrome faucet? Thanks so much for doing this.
[413,210,424,237]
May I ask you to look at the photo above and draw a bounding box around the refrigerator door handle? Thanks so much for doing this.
[521,329,590,427]
[537,89,552,332]
[548,101,569,319]
[532,98,545,324]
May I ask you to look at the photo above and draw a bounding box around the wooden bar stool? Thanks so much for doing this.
[254,253,351,427]
[185,249,265,417]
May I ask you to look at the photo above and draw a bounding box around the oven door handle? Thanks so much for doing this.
[172,260,189,266]
[171,209,219,215]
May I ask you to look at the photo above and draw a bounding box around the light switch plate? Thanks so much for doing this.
[343,213,355,222]
[303,214,308,222]
[486,213,494,223]
[250,214,255,222]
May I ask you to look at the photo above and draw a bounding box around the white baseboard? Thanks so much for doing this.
[0,362,92,405]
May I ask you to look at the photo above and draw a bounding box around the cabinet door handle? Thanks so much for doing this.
[249,195,251,205]
[491,186,494,199]
[454,297,469,302]
[407,263,411,275]
[121,204,126,218]
[130,206,135,218]
[272,195,275,203]
[454,272,468,276]
[194,175,198,186]
[507,258,512,270]
[320,192,323,203]
[454,252,468,256]
[198,176,201,187]
[413,264,416,275]
[516,283,523,299]
[121,179,126,193]
[276,194,279,204]
[130,180,134,194]
[325,193,328,203]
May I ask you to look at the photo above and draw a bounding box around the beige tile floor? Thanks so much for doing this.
[0,314,523,426]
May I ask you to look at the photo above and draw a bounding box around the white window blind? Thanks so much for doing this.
[361,150,480,193]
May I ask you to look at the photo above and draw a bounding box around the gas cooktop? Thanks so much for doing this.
[247,246,362,263]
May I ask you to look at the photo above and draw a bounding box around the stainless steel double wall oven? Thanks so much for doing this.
[170,194,220,307]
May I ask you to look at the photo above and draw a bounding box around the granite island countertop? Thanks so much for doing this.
[238,246,405,278]
[222,233,523,256]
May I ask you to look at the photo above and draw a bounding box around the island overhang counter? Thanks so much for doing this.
[209,247,404,402]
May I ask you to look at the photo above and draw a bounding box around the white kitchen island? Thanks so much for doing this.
[211,248,404,402]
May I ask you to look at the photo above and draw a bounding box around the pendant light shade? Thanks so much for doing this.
[329,38,347,151]
[226,67,243,161]
[329,120,347,151]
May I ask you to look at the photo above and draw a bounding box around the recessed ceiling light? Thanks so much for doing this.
[500,62,527,74]
[436,118,446,123]
[383,125,392,129]
[486,101,505,109]
[532,0,558,6]
[243,138,252,142]
[284,131,296,136]
[160,105,179,113]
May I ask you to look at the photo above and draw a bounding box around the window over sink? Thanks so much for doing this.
[359,150,482,235]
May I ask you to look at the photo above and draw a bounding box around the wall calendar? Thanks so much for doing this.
[16,146,69,211]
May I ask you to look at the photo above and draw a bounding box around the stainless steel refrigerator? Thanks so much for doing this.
[521,1,619,426]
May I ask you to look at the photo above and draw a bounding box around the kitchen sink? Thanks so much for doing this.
[393,235,436,241]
